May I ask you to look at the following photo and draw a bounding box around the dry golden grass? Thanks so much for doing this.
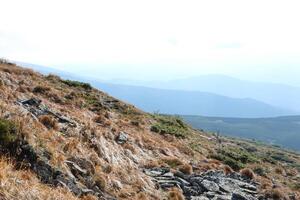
[143,160,160,169]
[223,165,234,175]
[264,188,289,200]
[123,143,136,154]
[0,63,37,76]
[81,194,98,200]
[0,63,300,199]
[0,158,78,200]
[275,167,285,175]
[168,188,184,200]
[94,174,106,191]
[38,115,58,130]
[240,168,255,180]
[33,85,51,94]
[162,157,184,168]
[178,164,193,175]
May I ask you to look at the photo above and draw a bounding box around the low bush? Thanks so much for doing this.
[253,166,267,176]
[33,85,51,94]
[150,115,188,138]
[0,119,19,146]
[210,153,244,171]
[240,168,255,180]
[62,80,92,90]
[267,151,294,164]
[210,147,259,171]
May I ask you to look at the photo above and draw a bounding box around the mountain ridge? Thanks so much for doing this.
[16,62,296,118]
[107,74,300,112]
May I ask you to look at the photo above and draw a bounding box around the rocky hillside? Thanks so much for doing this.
[0,61,299,200]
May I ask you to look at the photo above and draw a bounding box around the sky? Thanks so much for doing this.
[1,0,300,86]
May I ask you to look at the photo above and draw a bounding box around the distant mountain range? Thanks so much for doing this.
[19,62,297,118]
[92,83,293,118]
[181,115,300,151]
[110,75,300,113]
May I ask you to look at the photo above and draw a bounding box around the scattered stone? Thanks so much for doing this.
[201,180,219,192]
[145,168,260,200]
[17,98,76,127]
[115,131,128,144]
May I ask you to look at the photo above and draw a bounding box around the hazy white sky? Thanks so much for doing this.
[1,0,300,85]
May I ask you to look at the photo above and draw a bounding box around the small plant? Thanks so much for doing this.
[102,165,113,174]
[33,85,51,94]
[93,115,105,124]
[274,167,284,175]
[163,157,184,168]
[131,120,139,126]
[0,119,19,145]
[94,174,106,190]
[62,79,92,90]
[253,166,267,176]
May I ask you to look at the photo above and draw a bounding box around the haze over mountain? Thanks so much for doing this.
[108,75,300,112]
[20,62,296,118]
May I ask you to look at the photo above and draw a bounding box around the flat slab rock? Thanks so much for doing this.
[144,168,261,200]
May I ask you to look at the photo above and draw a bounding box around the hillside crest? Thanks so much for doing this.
[0,61,299,200]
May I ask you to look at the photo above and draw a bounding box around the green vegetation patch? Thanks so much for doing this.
[211,147,259,171]
[61,79,92,90]
[267,151,294,164]
[150,114,189,138]
[0,119,20,145]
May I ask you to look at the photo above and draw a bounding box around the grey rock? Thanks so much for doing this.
[201,180,220,192]
[232,192,258,200]
[144,168,259,200]
[116,131,128,144]
[17,98,76,127]
[191,196,209,200]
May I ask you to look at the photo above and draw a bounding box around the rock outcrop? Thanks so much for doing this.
[145,168,260,200]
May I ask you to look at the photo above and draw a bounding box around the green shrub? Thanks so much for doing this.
[0,119,19,145]
[62,79,92,90]
[150,115,188,138]
[253,166,267,176]
[33,85,51,94]
[210,153,245,171]
[210,147,259,171]
[267,151,294,164]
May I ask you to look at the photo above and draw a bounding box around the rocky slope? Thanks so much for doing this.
[0,61,299,200]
